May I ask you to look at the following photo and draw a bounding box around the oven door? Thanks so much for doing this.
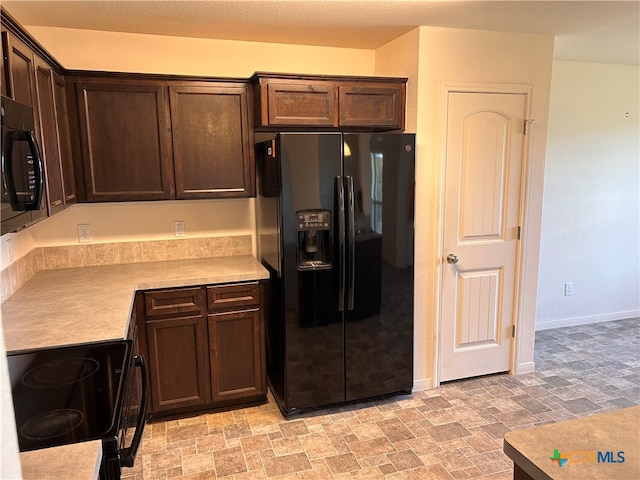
[7,340,132,452]
[100,354,149,480]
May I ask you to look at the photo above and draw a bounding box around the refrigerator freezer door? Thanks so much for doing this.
[342,133,415,401]
[277,132,345,412]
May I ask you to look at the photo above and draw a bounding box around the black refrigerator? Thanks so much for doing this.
[255,132,415,415]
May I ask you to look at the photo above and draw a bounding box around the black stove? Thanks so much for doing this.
[7,340,131,452]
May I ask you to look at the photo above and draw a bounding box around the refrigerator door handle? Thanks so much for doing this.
[346,176,355,311]
[336,176,346,312]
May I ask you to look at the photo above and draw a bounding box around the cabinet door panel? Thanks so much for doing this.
[338,84,405,129]
[34,57,64,215]
[5,33,36,107]
[145,315,211,411]
[76,81,174,201]
[53,73,76,206]
[265,81,335,126]
[208,310,264,401]
[169,84,253,198]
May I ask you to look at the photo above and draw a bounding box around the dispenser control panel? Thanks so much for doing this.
[297,211,330,231]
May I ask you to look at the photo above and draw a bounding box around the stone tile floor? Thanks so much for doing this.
[123,318,640,479]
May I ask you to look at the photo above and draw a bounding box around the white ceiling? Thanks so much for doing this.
[2,0,639,65]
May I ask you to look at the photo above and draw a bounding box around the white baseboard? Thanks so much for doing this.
[514,361,536,374]
[413,378,434,391]
[535,310,640,331]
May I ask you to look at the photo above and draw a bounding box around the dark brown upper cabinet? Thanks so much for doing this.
[3,30,37,107]
[52,73,77,207]
[262,80,336,126]
[73,79,175,202]
[2,25,74,218]
[169,83,254,199]
[68,74,255,202]
[338,83,405,128]
[34,56,65,215]
[252,73,406,130]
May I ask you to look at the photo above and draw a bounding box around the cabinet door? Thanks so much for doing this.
[34,56,64,215]
[145,315,211,412]
[260,80,336,127]
[208,309,265,402]
[338,83,405,129]
[53,73,76,207]
[75,80,174,201]
[4,32,37,107]
[169,84,254,198]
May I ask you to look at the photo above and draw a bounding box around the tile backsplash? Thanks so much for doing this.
[0,235,252,303]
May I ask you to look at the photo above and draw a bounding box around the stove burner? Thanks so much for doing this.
[22,358,100,387]
[21,409,84,440]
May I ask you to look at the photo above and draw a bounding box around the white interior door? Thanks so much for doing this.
[440,91,527,382]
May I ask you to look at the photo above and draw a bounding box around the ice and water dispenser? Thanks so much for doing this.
[296,209,331,270]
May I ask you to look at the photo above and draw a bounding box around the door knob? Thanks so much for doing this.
[446,253,459,264]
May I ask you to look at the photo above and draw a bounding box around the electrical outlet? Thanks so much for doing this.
[564,282,574,296]
[78,224,92,243]
[175,221,185,237]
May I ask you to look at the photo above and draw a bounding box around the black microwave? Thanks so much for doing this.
[1,95,45,234]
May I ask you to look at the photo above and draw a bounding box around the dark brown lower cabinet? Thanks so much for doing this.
[208,309,264,402]
[145,315,211,413]
[139,282,265,419]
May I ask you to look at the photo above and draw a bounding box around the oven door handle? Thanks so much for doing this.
[120,354,148,468]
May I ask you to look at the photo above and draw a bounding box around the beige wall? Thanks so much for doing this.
[23,25,376,76]
[537,61,640,329]
[376,27,554,388]
[2,24,554,391]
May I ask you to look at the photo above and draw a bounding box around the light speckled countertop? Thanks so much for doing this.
[503,406,639,479]
[2,255,269,352]
[1,254,268,479]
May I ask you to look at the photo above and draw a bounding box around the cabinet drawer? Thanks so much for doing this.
[207,282,260,312]
[144,287,203,317]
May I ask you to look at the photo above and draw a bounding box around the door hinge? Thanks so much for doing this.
[512,325,516,338]
[517,226,521,240]
[524,119,535,135]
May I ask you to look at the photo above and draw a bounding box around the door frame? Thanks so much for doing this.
[433,82,536,387]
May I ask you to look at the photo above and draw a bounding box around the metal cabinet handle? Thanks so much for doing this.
[446,253,459,264]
